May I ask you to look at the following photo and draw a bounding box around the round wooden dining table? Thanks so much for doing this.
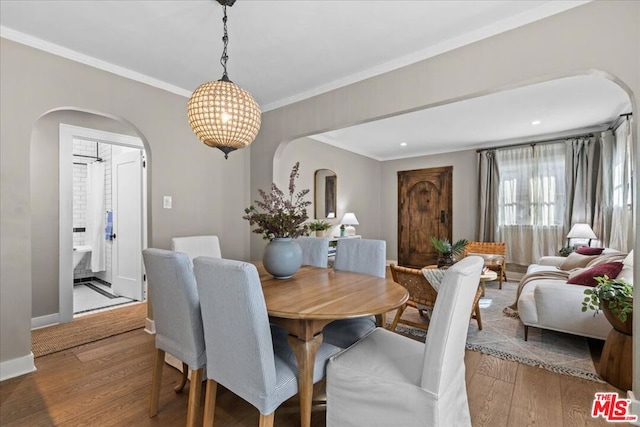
[256,264,409,427]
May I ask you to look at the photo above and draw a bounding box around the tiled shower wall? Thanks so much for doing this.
[72,139,112,283]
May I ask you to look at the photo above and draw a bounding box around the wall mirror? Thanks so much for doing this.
[314,169,337,219]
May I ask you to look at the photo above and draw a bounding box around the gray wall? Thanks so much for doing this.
[1,38,250,367]
[276,137,381,240]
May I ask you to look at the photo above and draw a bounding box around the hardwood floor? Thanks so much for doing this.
[0,328,625,427]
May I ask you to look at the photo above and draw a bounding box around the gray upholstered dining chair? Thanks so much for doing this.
[295,236,329,268]
[168,235,221,379]
[193,256,341,427]
[142,248,206,427]
[171,235,222,264]
[321,238,386,348]
[326,256,484,427]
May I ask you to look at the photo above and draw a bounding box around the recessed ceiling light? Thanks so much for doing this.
[531,120,541,126]
[400,142,407,147]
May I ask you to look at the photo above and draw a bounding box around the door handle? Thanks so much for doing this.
[110,233,116,240]
[440,210,446,224]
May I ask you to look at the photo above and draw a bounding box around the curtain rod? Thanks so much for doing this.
[608,112,633,131]
[476,132,594,153]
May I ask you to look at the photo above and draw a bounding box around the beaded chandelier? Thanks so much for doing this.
[187,0,261,159]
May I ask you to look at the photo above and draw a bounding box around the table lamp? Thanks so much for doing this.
[340,212,359,236]
[567,223,597,247]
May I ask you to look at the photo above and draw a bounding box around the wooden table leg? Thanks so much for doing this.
[287,333,323,427]
[471,287,483,330]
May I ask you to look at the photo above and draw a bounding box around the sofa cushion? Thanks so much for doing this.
[576,247,604,256]
[567,262,624,287]
[623,250,634,267]
[558,252,598,270]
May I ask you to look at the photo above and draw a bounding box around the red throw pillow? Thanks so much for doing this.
[576,246,604,256]
[567,262,624,287]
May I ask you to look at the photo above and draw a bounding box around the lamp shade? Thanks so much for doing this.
[188,79,261,157]
[567,223,597,239]
[340,212,359,225]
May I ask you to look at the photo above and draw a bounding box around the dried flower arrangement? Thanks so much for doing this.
[243,162,311,240]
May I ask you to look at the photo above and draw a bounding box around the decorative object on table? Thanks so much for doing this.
[558,245,574,257]
[566,223,597,247]
[243,162,310,278]
[340,212,359,236]
[339,224,345,237]
[308,219,332,237]
[187,0,261,159]
[429,236,468,268]
[581,275,633,390]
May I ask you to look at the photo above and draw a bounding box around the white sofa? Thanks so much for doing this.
[517,250,633,341]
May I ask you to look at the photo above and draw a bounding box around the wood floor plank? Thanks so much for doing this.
[0,328,624,427]
[473,351,519,384]
[560,375,624,427]
[467,373,514,427]
[507,364,563,427]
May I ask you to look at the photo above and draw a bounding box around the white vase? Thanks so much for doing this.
[263,237,303,279]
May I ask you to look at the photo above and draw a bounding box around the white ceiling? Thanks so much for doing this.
[1,0,631,160]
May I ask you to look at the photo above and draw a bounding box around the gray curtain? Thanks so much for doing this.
[564,136,600,238]
[593,131,614,245]
[477,150,500,241]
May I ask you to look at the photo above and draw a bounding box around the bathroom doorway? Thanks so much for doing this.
[59,124,147,321]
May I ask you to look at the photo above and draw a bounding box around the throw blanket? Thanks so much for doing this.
[503,270,571,317]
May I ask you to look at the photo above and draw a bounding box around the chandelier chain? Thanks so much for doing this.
[220,5,229,80]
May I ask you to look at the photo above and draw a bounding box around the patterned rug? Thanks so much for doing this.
[391,280,603,382]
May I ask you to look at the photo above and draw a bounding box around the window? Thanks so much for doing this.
[497,144,565,227]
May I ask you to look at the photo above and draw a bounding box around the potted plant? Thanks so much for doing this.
[308,219,332,237]
[559,245,575,257]
[243,162,311,278]
[582,275,633,335]
[429,237,469,268]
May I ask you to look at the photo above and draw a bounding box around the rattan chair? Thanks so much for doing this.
[389,264,438,332]
[463,241,507,289]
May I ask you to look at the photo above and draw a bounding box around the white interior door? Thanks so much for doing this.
[112,149,143,300]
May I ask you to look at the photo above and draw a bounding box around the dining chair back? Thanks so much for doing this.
[171,235,222,264]
[142,248,206,426]
[193,256,340,426]
[295,236,329,268]
[389,263,438,332]
[322,239,386,348]
[333,238,386,278]
[326,256,483,427]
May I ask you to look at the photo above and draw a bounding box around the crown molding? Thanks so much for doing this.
[0,26,192,98]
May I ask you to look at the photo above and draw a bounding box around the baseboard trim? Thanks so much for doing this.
[0,352,36,382]
[31,313,60,330]
[144,318,155,334]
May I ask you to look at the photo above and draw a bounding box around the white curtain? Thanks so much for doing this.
[607,117,634,251]
[86,162,106,272]
[496,143,566,265]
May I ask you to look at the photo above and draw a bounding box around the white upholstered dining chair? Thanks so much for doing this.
[295,236,329,268]
[321,238,385,348]
[171,235,222,264]
[326,256,484,427]
[193,256,340,427]
[142,248,206,427]
[168,235,221,377]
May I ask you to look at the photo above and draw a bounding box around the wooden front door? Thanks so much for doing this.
[398,166,453,268]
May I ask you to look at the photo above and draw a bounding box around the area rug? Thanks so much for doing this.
[391,281,603,382]
[32,302,147,357]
